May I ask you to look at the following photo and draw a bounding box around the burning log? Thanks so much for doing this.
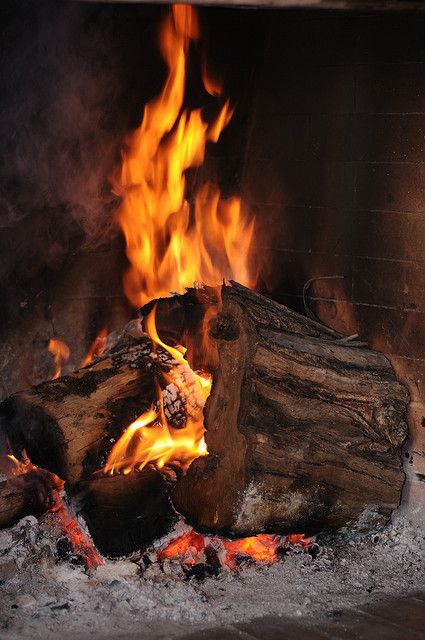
[0,324,208,488]
[150,283,409,535]
[0,334,161,484]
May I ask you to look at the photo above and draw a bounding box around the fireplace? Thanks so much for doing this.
[0,1,424,638]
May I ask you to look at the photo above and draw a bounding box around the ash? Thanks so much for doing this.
[0,512,424,639]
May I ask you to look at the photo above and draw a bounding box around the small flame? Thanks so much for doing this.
[4,451,36,477]
[80,328,108,368]
[103,306,211,475]
[48,338,70,380]
[113,3,255,309]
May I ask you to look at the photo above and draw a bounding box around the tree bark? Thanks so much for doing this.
[151,283,409,534]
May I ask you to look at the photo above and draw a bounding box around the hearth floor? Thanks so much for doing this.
[3,592,425,639]
[186,591,425,640]
[1,512,424,639]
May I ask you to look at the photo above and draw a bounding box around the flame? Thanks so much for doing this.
[103,306,211,475]
[80,328,108,368]
[4,451,36,477]
[113,3,255,309]
[48,338,70,380]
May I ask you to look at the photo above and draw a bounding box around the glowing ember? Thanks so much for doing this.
[3,451,37,477]
[48,494,103,571]
[152,527,313,573]
[103,306,211,475]
[48,338,70,380]
[80,328,108,368]
[3,452,102,570]
[112,3,255,309]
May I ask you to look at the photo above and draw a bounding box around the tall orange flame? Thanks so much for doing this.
[113,4,255,308]
[103,306,211,475]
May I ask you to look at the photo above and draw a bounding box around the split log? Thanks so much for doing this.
[71,470,177,557]
[0,471,59,529]
[150,283,409,534]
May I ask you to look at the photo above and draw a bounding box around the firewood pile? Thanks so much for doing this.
[0,283,409,560]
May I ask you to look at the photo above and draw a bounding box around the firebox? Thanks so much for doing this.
[0,1,424,638]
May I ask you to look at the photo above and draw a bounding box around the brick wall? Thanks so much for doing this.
[241,10,425,516]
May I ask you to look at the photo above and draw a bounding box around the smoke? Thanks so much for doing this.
[0,0,136,282]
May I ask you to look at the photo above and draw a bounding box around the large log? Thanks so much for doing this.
[150,283,409,534]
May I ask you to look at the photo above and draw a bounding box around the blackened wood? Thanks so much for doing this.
[72,470,177,557]
[150,283,409,534]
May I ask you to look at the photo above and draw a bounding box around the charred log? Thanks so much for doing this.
[0,283,410,540]
[72,470,177,558]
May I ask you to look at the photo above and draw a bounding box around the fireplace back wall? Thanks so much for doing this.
[240,8,425,518]
[0,1,424,518]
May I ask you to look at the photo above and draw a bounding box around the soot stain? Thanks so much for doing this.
[34,368,114,401]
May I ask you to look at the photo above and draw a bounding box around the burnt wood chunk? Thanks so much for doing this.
[0,471,59,529]
[72,470,177,558]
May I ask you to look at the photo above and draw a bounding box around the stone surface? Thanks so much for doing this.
[236,616,330,639]
[357,596,425,635]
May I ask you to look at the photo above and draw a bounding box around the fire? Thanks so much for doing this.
[48,338,70,380]
[224,534,283,567]
[159,530,205,564]
[46,329,108,381]
[80,328,108,368]
[103,306,211,475]
[202,59,223,98]
[113,3,255,309]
